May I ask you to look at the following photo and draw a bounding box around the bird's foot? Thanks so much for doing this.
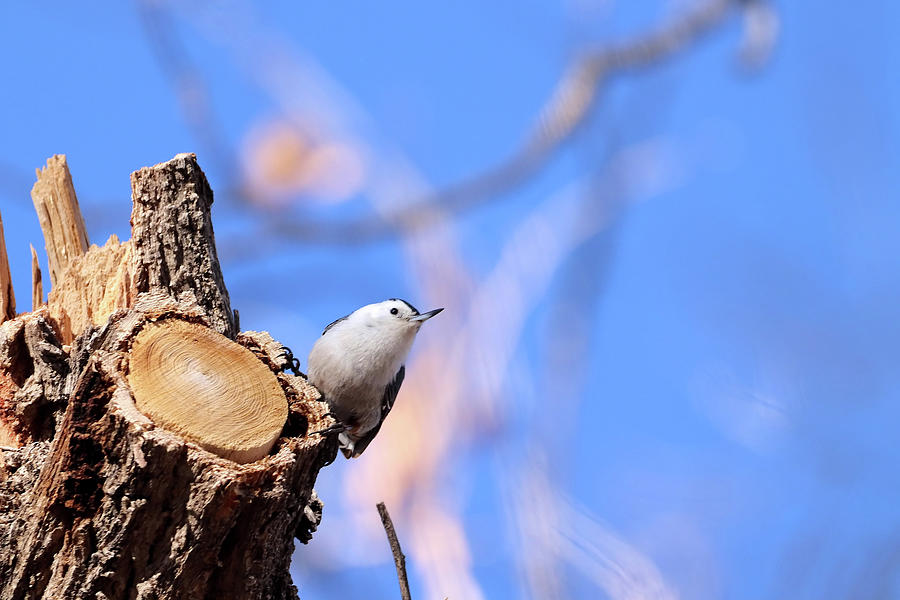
[309,422,346,436]
[338,433,355,458]
[276,345,303,376]
[308,421,356,459]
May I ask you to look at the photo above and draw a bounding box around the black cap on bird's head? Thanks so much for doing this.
[387,298,444,322]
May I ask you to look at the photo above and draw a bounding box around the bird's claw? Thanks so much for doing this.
[277,345,303,376]
[309,422,346,436]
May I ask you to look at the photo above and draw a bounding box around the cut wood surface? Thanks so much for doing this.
[128,317,288,463]
[30,154,89,288]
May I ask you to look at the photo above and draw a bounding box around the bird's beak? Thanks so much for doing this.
[410,308,444,322]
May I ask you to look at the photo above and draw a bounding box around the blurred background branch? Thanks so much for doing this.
[136,0,757,244]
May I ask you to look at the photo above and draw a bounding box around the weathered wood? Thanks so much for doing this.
[30,155,90,288]
[30,245,42,312]
[130,153,235,338]
[0,309,70,447]
[0,211,14,324]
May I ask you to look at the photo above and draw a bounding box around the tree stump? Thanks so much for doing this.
[0,154,337,599]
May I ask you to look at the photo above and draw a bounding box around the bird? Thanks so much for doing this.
[307,299,443,458]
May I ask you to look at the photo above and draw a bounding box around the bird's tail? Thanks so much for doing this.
[338,431,356,458]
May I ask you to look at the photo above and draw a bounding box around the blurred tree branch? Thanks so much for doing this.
[272,0,753,243]
[137,0,758,244]
[136,0,239,180]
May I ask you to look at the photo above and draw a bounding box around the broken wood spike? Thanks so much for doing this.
[30,154,89,288]
[30,245,43,311]
[0,209,14,323]
[127,318,288,463]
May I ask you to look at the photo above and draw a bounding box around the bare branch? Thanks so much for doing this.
[135,1,238,182]
[377,502,413,600]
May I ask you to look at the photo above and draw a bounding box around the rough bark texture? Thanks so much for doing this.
[0,154,337,600]
[130,153,234,339]
[0,309,70,446]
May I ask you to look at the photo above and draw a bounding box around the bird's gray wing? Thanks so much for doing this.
[349,365,405,458]
[322,314,350,335]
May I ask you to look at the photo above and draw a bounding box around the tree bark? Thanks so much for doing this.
[130,153,235,339]
[0,154,337,600]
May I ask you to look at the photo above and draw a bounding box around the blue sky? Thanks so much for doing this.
[2,2,899,598]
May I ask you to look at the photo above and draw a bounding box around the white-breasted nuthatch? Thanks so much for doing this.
[307,299,443,458]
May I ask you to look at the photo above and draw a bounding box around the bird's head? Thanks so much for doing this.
[355,299,443,334]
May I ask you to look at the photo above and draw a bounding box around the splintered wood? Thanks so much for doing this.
[30,245,42,311]
[127,318,288,463]
[28,155,130,343]
[30,154,89,288]
[47,235,133,343]
[0,211,13,323]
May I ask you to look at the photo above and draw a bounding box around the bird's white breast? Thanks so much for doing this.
[307,317,415,428]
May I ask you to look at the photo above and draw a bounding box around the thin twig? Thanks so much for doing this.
[263,0,745,243]
[377,501,412,600]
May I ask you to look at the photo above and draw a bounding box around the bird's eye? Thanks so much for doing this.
[390,307,399,315]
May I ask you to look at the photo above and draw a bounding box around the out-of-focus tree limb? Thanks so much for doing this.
[265,0,750,243]
[136,1,239,182]
[137,0,762,244]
